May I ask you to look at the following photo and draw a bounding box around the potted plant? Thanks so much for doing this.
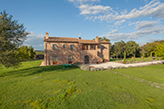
[122,60,126,64]
[101,57,104,62]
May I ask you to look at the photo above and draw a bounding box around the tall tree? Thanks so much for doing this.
[0,11,28,68]
[16,45,36,60]
[155,43,164,59]
[126,41,139,59]
[112,40,126,58]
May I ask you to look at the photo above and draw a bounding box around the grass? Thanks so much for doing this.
[35,51,44,55]
[111,57,161,63]
[0,60,164,108]
[114,65,164,84]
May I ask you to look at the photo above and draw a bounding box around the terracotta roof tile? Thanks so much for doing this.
[44,37,78,42]
[44,36,110,44]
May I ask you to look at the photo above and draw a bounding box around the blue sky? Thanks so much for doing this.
[0,0,164,50]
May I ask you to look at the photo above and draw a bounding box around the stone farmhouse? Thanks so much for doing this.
[43,32,110,66]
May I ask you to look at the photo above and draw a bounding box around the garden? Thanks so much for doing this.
[0,60,164,109]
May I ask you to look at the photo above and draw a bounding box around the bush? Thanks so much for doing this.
[73,62,81,66]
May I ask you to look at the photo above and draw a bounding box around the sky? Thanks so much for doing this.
[0,0,164,50]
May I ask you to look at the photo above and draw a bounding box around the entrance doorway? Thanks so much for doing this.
[84,55,89,64]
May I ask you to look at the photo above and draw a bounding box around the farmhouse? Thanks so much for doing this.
[43,32,110,66]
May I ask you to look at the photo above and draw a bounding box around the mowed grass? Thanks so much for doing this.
[110,57,160,62]
[0,60,164,109]
[114,65,164,84]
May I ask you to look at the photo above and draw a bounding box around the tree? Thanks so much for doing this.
[155,43,164,59]
[93,37,110,42]
[0,11,28,68]
[28,46,36,59]
[112,40,126,59]
[16,45,36,60]
[126,41,139,60]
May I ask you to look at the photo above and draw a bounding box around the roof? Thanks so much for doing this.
[44,36,110,44]
[44,37,79,42]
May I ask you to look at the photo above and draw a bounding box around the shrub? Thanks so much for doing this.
[73,62,81,66]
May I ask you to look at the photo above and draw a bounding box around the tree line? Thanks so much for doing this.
[110,40,164,60]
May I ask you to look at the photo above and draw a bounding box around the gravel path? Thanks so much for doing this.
[86,60,164,69]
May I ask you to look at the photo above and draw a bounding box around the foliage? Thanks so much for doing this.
[93,37,110,42]
[155,43,164,59]
[124,51,126,61]
[16,45,36,60]
[111,40,126,58]
[126,41,139,58]
[141,42,159,57]
[1,60,164,108]
[0,10,28,68]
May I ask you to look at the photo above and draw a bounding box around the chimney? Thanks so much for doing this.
[79,37,81,39]
[46,32,49,39]
[95,36,98,42]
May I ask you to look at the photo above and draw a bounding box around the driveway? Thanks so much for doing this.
[86,60,164,69]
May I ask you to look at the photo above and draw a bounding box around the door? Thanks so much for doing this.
[84,55,89,64]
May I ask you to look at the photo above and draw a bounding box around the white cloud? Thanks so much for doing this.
[79,4,113,15]
[135,21,158,30]
[129,20,159,30]
[108,30,118,34]
[23,31,44,50]
[115,20,126,26]
[77,0,164,22]
[101,26,164,41]
[68,0,100,5]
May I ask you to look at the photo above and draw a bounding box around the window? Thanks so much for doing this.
[53,56,57,64]
[90,45,96,50]
[68,55,72,64]
[101,45,104,50]
[70,45,74,50]
[63,44,65,48]
[82,45,88,50]
[53,44,57,50]
[101,55,104,58]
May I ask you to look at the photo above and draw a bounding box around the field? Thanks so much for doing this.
[35,50,44,55]
[0,60,164,109]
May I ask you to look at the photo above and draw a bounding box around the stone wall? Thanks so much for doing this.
[44,42,110,65]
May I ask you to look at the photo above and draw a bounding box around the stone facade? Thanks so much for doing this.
[43,32,110,66]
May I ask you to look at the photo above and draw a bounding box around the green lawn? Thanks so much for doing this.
[0,60,164,109]
[114,65,164,84]
[111,57,161,63]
